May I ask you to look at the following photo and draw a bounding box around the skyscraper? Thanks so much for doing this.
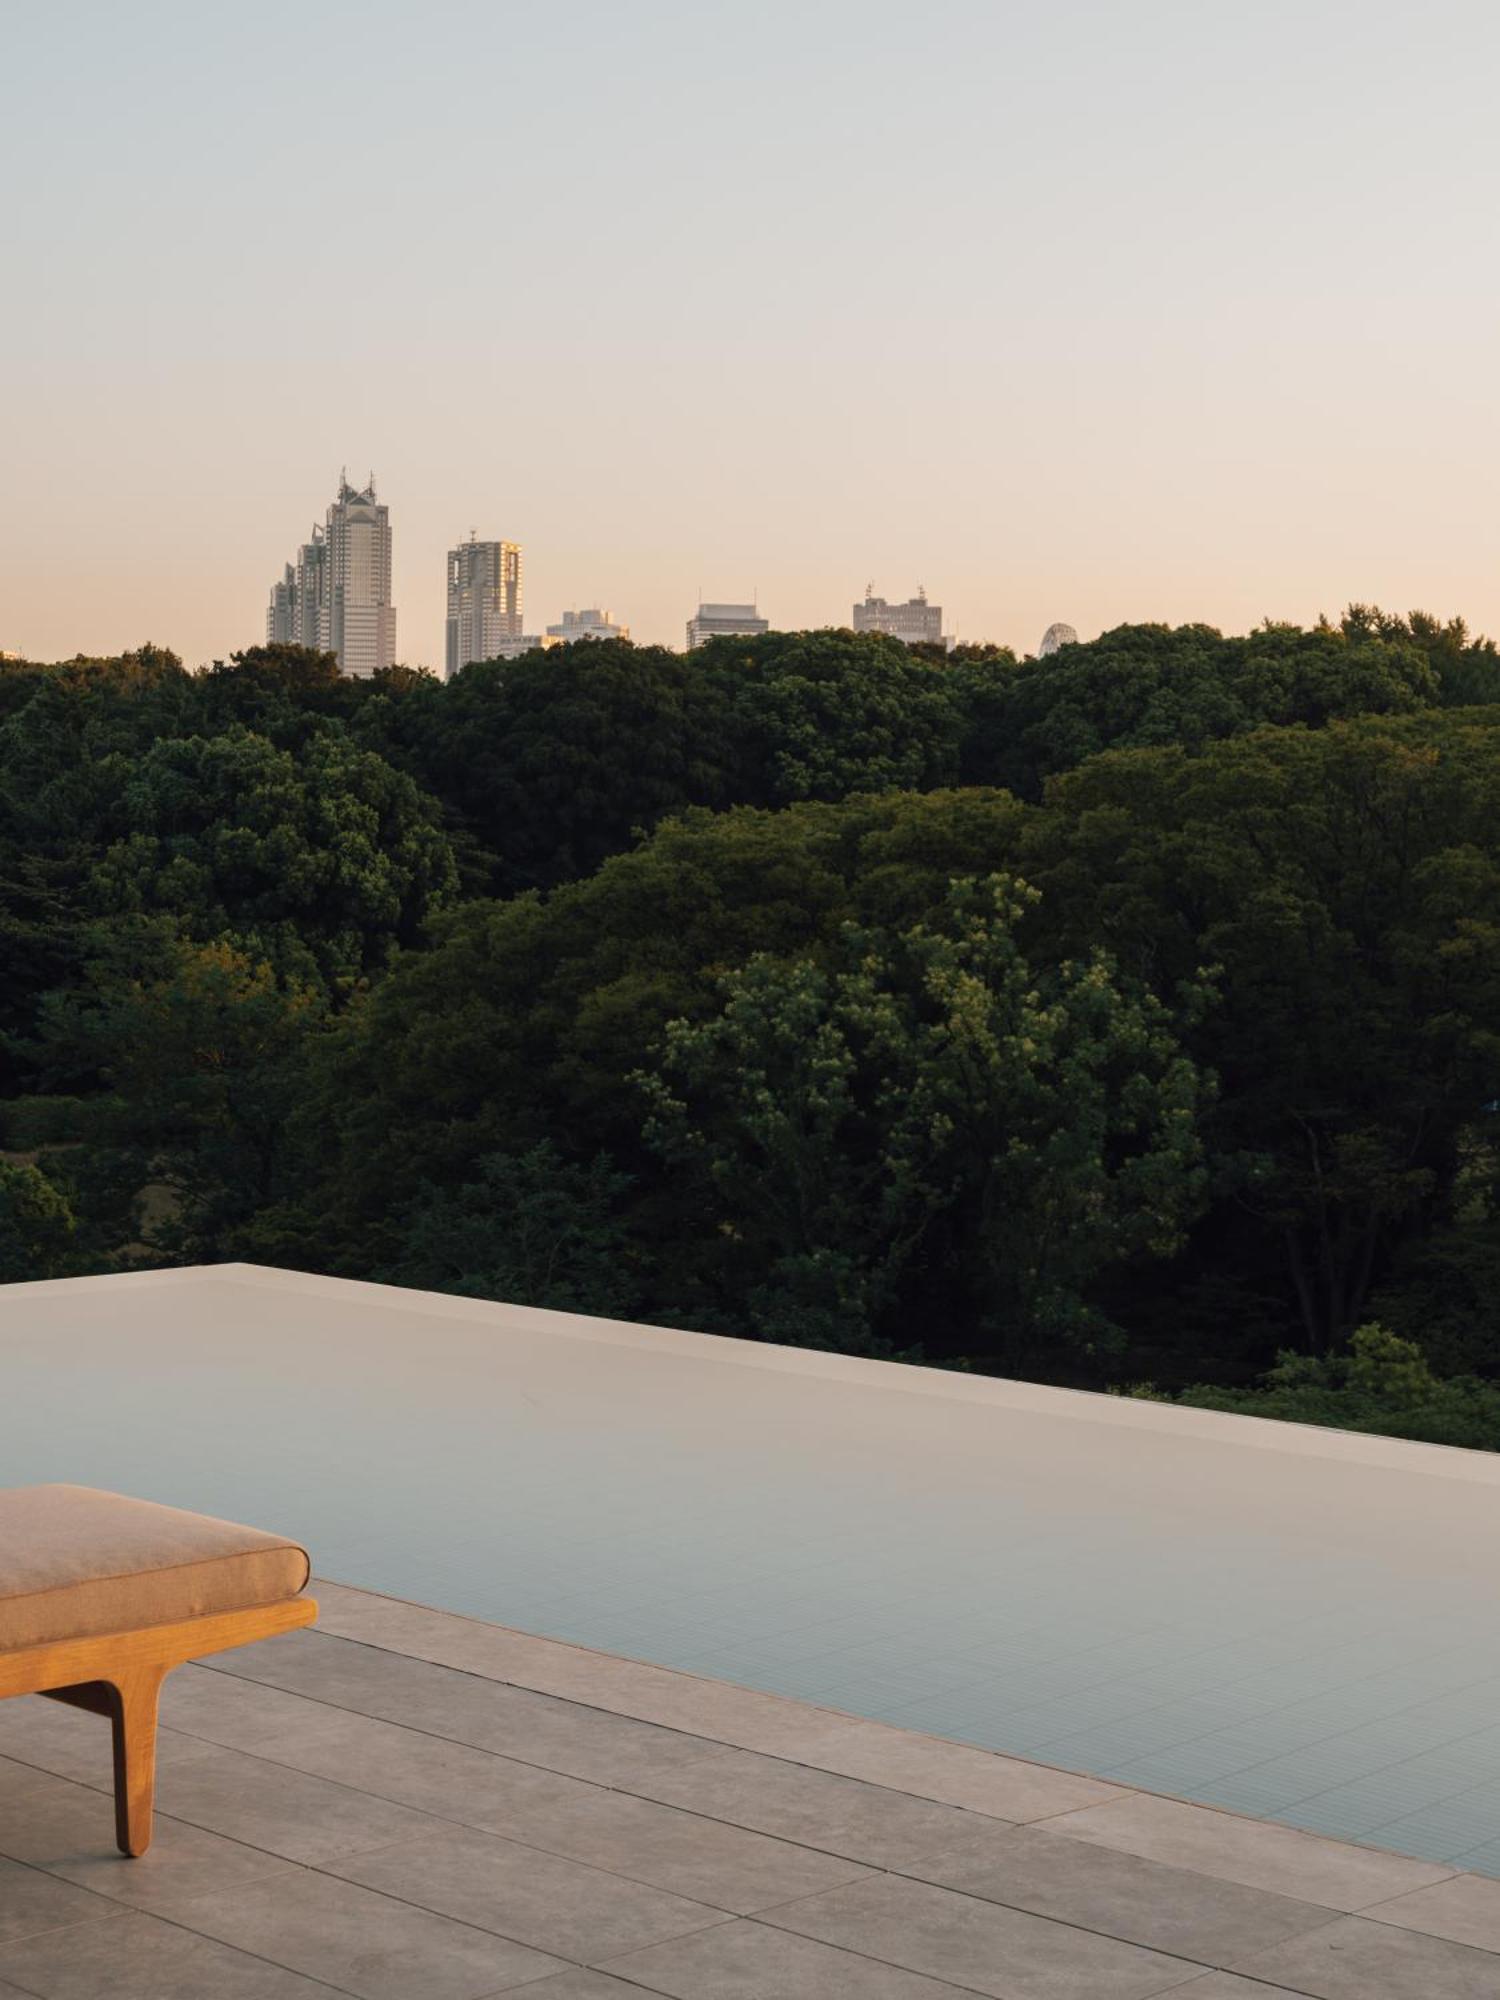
[686,602,769,649]
[264,529,327,650]
[324,475,396,676]
[266,564,297,645]
[292,529,328,651]
[852,586,945,647]
[266,476,395,676]
[446,535,524,676]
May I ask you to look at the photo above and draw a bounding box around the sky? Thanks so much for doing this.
[2,0,1497,668]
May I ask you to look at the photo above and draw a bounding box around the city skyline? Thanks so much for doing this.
[14,444,1500,668]
[5,3,1499,668]
[12,442,1498,668]
[296,485,981,670]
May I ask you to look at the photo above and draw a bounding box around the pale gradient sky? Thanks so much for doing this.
[3,0,1497,668]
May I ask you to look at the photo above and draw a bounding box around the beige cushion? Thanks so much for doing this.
[0,1485,310,1651]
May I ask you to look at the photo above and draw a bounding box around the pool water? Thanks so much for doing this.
[7,1264,1500,1876]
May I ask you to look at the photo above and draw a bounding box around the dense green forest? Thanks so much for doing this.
[5,612,1500,1448]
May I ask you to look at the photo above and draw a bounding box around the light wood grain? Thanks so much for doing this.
[3,1595,316,1855]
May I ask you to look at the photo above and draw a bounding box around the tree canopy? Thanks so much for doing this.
[5,613,1500,1445]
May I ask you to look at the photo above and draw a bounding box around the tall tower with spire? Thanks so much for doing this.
[267,475,395,676]
[322,473,396,676]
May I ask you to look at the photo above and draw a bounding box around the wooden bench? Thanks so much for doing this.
[0,1484,315,1856]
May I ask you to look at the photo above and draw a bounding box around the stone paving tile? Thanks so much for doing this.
[163,1670,601,1830]
[0,1855,121,1947]
[161,1662,392,1759]
[1166,1981,1312,1998]
[0,1698,216,1791]
[0,1907,337,1998]
[446,1780,871,1914]
[897,1822,1342,1966]
[0,1758,56,1799]
[599,1917,979,1996]
[306,1582,537,1663]
[1044,1791,1456,1910]
[624,1746,1003,1868]
[502,1977,673,1999]
[181,1671,826,1921]
[325,1825,731,1962]
[739,1715,1123,1823]
[153,1746,453,1865]
[7,1594,1500,2000]
[209,1632,719,1785]
[158,1867,565,1998]
[761,1872,1208,1998]
[1365,1869,1500,1952]
[169,1665,870,1916]
[1228,1911,1500,1998]
[307,1585,1123,1818]
[0,1768,296,1915]
[417,1643,830,1765]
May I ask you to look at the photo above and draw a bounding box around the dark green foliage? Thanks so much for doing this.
[699,628,971,805]
[359,629,978,896]
[86,726,457,991]
[0,856,86,1099]
[1370,1221,1500,1379]
[1366,1131,1500,1376]
[0,1158,75,1281]
[384,1143,638,1318]
[6,615,1500,1449]
[1021,713,1500,1357]
[33,930,331,1262]
[960,618,1438,799]
[300,789,1026,1251]
[33,1145,146,1273]
[1146,1324,1500,1453]
[639,876,1210,1364]
[362,641,736,896]
[194,645,370,745]
[1341,605,1500,709]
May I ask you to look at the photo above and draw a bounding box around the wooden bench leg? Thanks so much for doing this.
[18,1600,315,1858]
[103,1666,167,1857]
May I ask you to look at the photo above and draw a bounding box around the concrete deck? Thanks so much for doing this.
[0,1588,1497,1996]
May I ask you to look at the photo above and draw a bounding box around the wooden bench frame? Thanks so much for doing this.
[0,1596,317,1856]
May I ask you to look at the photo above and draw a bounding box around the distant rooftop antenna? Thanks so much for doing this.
[865,579,875,601]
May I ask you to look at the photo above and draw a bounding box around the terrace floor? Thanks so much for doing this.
[0,1588,1497,1997]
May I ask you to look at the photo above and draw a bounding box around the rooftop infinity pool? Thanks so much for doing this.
[6,1263,1500,1876]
